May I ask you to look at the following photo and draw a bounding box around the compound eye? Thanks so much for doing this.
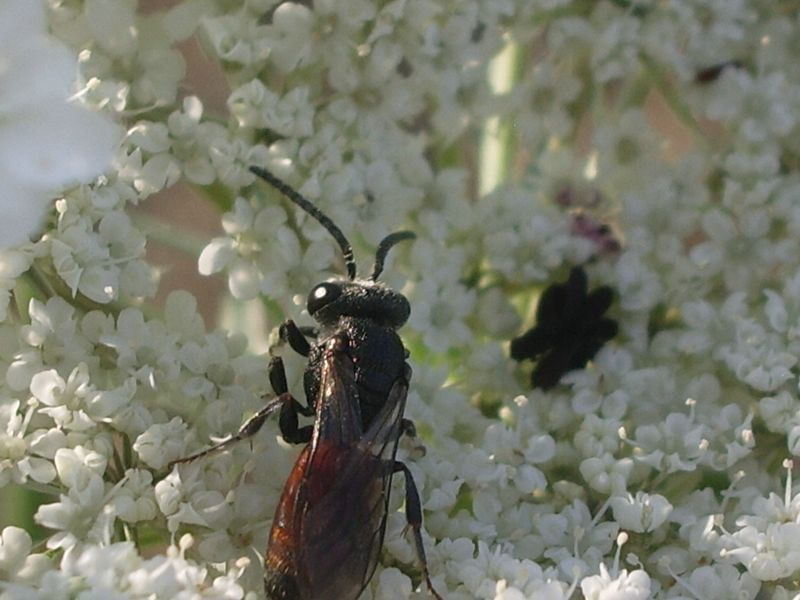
[307,282,342,315]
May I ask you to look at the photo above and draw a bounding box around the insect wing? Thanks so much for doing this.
[294,341,408,599]
[356,373,409,589]
[309,338,363,447]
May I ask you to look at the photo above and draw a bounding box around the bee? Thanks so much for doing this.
[171,166,443,600]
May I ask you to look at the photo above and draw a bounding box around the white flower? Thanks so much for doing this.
[229,81,315,138]
[0,525,32,577]
[719,316,796,392]
[1,536,246,598]
[494,580,527,600]
[480,187,592,284]
[374,567,412,600]
[704,70,797,145]
[451,541,570,599]
[510,62,582,147]
[203,9,273,67]
[575,415,625,457]
[611,251,662,313]
[5,3,800,600]
[580,563,651,600]
[0,249,35,321]
[594,109,660,180]
[721,461,800,581]
[154,467,229,534]
[53,445,104,485]
[30,364,95,431]
[610,492,673,533]
[676,564,759,600]
[406,239,476,353]
[689,206,792,293]
[111,469,157,523]
[44,191,156,305]
[86,378,137,423]
[587,9,642,84]
[133,417,189,470]
[0,399,61,486]
[79,0,192,109]
[0,0,120,248]
[35,470,109,549]
[580,454,633,495]
[632,411,707,473]
[759,391,795,434]
[99,306,182,387]
[0,525,53,589]
[724,522,800,581]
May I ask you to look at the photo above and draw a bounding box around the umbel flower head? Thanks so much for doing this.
[3,1,800,599]
[510,266,617,389]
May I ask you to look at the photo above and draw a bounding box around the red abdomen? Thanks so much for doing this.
[264,441,386,600]
[264,445,311,600]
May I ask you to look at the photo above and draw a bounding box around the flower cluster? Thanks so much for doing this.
[1,1,800,599]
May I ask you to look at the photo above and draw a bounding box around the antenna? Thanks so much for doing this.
[370,231,415,281]
[249,166,357,280]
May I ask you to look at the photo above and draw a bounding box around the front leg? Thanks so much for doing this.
[279,319,314,357]
[168,355,314,469]
[270,355,314,444]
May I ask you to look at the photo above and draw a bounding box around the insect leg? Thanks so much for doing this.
[394,461,444,600]
[297,325,319,338]
[269,355,314,444]
[169,356,315,469]
[400,418,417,438]
[168,395,287,468]
[399,419,427,458]
[279,319,313,357]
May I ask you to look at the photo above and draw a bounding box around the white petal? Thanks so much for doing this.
[198,238,235,275]
[228,261,261,300]
[25,457,57,484]
[0,37,75,114]
[0,249,32,279]
[29,369,65,406]
[0,526,32,572]
[0,180,50,246]
[84,0,137,57]
[0,0,45,47]
[0,102,121,190]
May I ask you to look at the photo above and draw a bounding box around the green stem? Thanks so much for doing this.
[26,263,58,300]
[479,40,520,195]
[112,440,127,482]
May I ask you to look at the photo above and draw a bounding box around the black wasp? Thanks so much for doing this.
[171,165,443,600]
